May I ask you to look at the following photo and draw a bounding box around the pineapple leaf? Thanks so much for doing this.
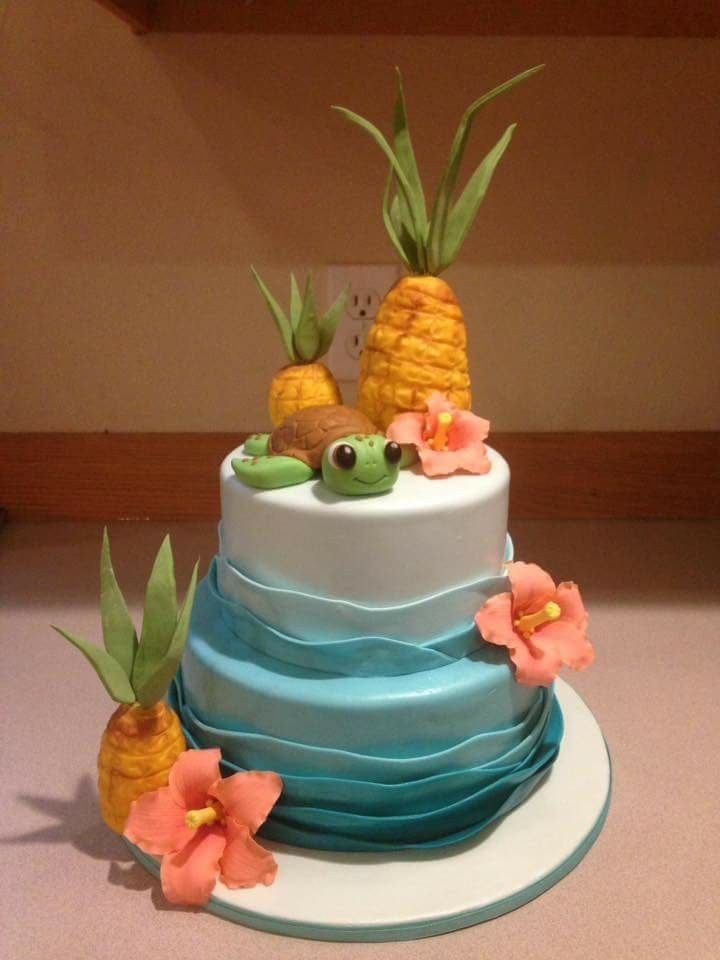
[289,273,303,329]
[252,266,297,363]
[100,527,137,679]
[292,275,320,362]
[131,535,178,696]
[439,124,516,272]
[51,626,135,704]
[332,105,425,259]
[392,68,427,267]
[134,561,199,708]
[427,64,544,273]
[317,284,349,358]
[390,189,423,267]
[382,167,414,269]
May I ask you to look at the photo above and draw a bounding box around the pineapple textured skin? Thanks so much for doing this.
[269,362,342,426]
[97,700,186,834]
[358,276,471,430]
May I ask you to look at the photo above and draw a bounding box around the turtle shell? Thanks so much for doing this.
[269,405,378,469]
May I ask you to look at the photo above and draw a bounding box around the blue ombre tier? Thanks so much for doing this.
[177,555,563,852]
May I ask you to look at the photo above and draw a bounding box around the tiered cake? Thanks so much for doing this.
[174,446,563,851]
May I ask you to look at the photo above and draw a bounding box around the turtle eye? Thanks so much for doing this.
[384,441,402,465]
[332,443,357,470]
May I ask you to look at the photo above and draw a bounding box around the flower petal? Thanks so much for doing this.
[424,391,456,437]
[209,771,283,834]
[455,443,491,475]
[417,446,463,477]
[535,618,595,672]
[506,562,557,616]
[220,820,278,889]
[510,639,563,687]
[168,748,222,810]
[449,410,489,450]
[386,412,425,447]
[475,593,516,650]
[124,785,194,856]
[556,581,590,634]
[160,826,226,906]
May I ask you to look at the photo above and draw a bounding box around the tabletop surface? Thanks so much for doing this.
[2,517,718,960]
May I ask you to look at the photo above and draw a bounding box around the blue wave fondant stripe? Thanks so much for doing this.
[172,673,548,779]
[206,559,486,677]
[216,528,512,643]
[171,675,562,851]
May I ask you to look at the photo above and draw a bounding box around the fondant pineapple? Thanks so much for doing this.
[52,530,198,833]
[253,268,349,426]
[333,65,543,429]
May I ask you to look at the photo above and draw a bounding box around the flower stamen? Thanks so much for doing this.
[514,601,561,638]
[428,411,453,451]
[185,803,221,830]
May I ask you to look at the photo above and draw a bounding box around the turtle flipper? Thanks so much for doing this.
[232,456,315,490]
[243,433,271,456]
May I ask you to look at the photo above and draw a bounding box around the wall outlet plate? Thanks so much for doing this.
[325,264,399,383]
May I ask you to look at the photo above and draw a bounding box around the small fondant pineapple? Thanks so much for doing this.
[52,530,198,833]
[333,65,543,429]
[252,268,348,426]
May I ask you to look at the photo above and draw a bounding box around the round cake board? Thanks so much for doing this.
[128,680,611,941]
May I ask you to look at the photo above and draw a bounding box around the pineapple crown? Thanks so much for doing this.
[332,64,544,276]
[52,530,199,708]
[252,267,349,365]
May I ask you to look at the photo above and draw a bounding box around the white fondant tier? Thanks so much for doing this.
[220,445,510,605]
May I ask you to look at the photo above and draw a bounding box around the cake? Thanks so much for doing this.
[174,440,564,852]
[53,64,609,935]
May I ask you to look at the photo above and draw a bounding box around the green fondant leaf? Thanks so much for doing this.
[392,68,427,269]
[289,273,302,329]
[232,455,315,490]
[293,275,320,362]
[332,105,424,253]
[317,284,349,358]
[99,527,137,679]
[427,64,544,272]
[390,186,423,269]
[439,124,516,272]
[252,266,297,362]
[382,167,414,270]
[135,561,199,708]
[131,536,177,695]
[51,626,135,704]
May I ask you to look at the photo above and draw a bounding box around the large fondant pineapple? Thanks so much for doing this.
[52,530,198,833]
[253,268,349,426]
[333,65,543,429]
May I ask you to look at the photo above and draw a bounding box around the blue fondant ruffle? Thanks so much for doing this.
[206,558,490,677]
[171,674,562,851]
[216,524,513,643]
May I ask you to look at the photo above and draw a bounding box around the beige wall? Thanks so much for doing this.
[2,0,718,432]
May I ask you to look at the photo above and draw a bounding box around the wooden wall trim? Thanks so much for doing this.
[1,432,717,521]
[93,1,720,37]
[94,0,154,33]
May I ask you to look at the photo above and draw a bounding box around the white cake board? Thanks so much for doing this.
[129,680,611,941]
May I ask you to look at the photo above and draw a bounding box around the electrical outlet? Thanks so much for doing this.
[325,264,399,383]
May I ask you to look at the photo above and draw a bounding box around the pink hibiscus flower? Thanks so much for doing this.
[475,561,594,687]
[124,748,282,906]
[386,391,491,477]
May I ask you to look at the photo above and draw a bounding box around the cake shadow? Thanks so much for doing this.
[5,774,132,862]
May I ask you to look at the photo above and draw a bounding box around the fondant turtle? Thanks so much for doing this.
[232,404,405,495]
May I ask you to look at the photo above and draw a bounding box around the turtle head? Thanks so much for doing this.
[321,434,401,496]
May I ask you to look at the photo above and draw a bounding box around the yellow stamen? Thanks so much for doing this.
[185,804,220,830]
[428,412,453,451]
[514,601,561,638]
